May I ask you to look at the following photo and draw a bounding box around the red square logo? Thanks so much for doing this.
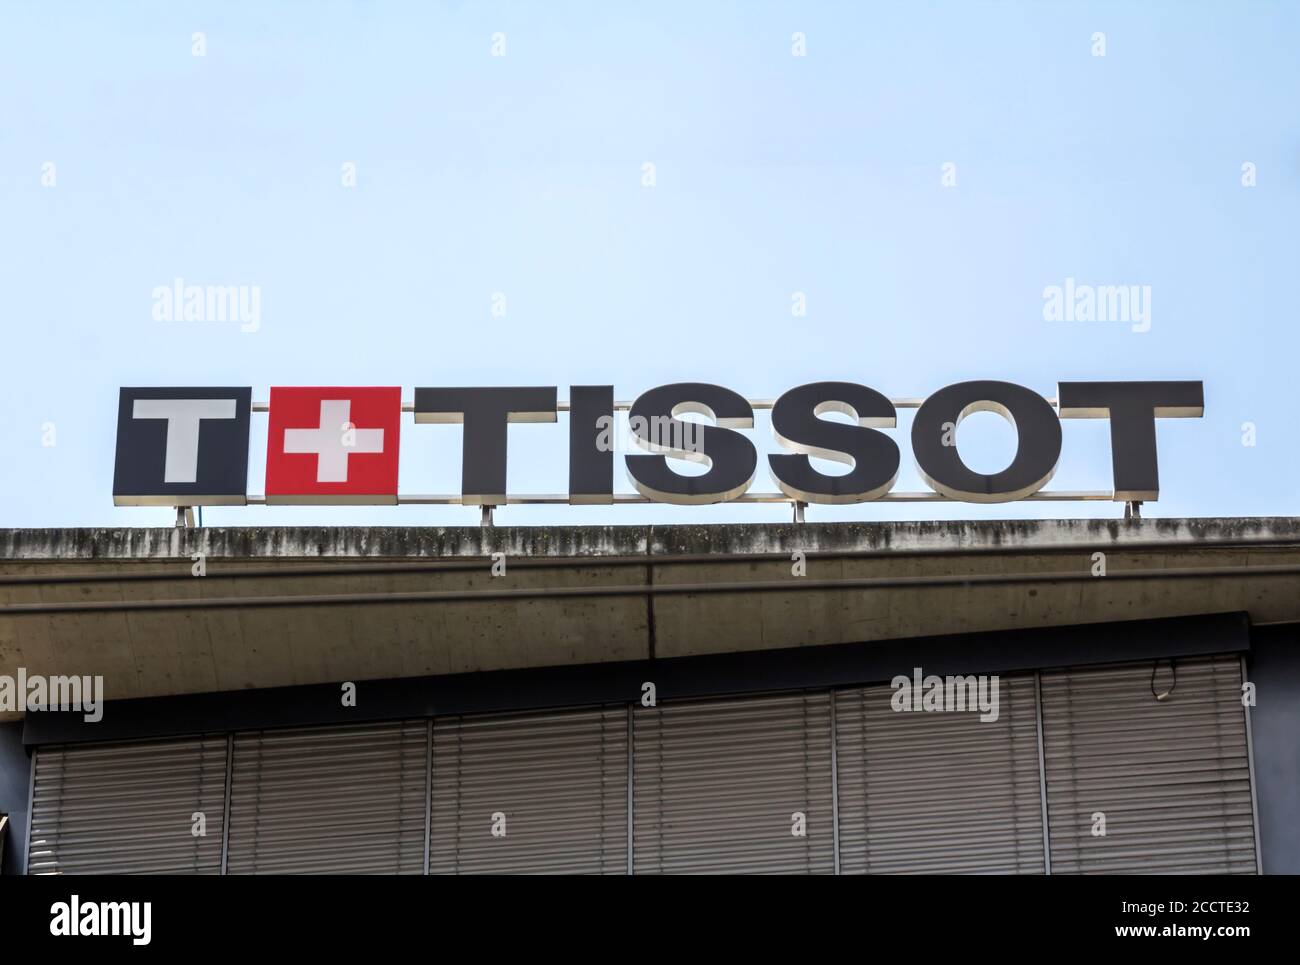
[265,387,402,504]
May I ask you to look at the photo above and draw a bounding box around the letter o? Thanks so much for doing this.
[911,381,1061,502]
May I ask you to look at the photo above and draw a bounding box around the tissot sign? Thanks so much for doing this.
[112,380,1204,508]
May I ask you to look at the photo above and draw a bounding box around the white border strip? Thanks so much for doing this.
[239,490,1113,505]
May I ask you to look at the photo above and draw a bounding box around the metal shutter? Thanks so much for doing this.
[632,691,834,874]
[430,705,628,874]
[27,736,227,874]
[226,721,427,874]
[835,674,1044,873]
[1041,655,1257,874]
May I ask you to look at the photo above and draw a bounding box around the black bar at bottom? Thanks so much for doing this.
[0,872,1279,950]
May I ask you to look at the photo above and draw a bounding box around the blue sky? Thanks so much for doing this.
[2,1,1297,529]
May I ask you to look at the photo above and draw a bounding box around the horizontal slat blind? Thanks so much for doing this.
[1042,656,1256,874]
[27,736,227,874]
[835,673,1045,873]
[429,705,628,874]
[633,691,834,874]
[21,654,1259,876]
[226,721,427,874]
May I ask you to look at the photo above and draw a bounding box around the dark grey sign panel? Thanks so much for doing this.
[1057,381,1205,501]
[414,387,557,505]
[569,385,615,505]
[768,381,900,504]
[625,383,755,504]
[113,387,252,506]
[912,381,1062,503]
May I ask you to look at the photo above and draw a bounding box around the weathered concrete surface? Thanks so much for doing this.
[3,515,1300,560]
[1,518,1298,716]
[0,525,650,560]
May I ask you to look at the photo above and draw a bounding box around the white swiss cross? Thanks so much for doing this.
[283,399,384,483]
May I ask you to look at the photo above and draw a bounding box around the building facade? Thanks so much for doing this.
[1,517,1298,874]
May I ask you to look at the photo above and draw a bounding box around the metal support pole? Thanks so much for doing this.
[219,733,234,876]
[1034,671,1052,874]
[1124,500,1142,520]
[480,504,494,527]
[829,690,840,875]
[793,501,806,524]
[1241,655,1264,874]
[423,719,433,876]
[175,506,195,528]
[626,705,635,876]
[22,748,37,872]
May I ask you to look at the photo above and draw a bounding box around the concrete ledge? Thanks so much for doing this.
[1,516,1299,561]
[2,517,1299,713]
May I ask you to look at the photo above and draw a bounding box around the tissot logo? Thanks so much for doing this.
[111,380,1205,509]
